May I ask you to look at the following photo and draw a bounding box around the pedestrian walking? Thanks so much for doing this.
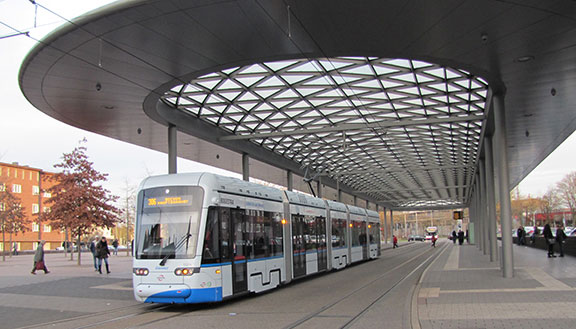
[543,224,556,258]
[12,242,18,256]
[31,240,49,274]
[89,237,99,271]
[393,235,398,248]
[458,230,464,245]
[452,230,457,244]
[96,236,111,274]
[112,239,119,255]
[431,234,437,248]
[556,225,567,257]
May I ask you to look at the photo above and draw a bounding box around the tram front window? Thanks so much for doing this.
[135,186,204,260]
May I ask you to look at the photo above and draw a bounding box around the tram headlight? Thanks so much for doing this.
[174,267,195,276]
[133,268,149,276]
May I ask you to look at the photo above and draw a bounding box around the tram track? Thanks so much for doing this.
[283,242,447,329]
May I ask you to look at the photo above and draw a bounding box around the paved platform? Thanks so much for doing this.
[415,242,576,329]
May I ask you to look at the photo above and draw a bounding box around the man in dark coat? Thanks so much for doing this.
[543,224,555,258]
[31,240,49,274]
[452,230,457,244]
[96,236,111,274]
[89,237,99,271]
[556,225,567,257]
[457,230,465,245]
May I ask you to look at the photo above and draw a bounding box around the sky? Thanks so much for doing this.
[0,0,574,203]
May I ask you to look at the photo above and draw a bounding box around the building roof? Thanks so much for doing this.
[19,0,576,210]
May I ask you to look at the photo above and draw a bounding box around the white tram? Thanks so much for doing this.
[132,173,381,304]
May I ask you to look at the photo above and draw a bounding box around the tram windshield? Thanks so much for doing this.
[135,186,204,260]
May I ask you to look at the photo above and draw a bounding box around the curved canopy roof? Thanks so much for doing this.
[19,0,576,210]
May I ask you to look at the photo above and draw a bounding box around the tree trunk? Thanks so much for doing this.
[9,233,12,258]
[64,227,68,258]
[77,233,81,266]
[1,218,5,262]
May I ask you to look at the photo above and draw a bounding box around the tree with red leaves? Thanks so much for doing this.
[43,140,121,265]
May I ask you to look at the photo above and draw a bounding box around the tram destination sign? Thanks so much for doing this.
[145,196,193,208]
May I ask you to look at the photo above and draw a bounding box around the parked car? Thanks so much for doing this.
[408,235,425,241]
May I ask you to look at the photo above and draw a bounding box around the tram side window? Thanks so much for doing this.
[332,218,345,248]
[244,210,283,259]
[202,207,220,264]
[304,215,317,251]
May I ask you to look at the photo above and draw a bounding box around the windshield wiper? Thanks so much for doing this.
[159,216,193,266]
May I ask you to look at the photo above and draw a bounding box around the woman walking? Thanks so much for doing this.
[31,240,49,274]
[96,236,111,274]
[543,224,556,258]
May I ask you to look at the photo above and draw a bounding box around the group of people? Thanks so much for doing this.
[31,236,114,275]
[542,223,567,258]
[90,236,112,274]
[451,230,467,245]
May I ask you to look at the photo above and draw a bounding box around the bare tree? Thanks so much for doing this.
[0,180,28,261]
[540,187,562,224]
[557,171,576,226]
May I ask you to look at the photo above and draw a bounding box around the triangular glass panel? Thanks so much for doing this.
[264,60,300,72]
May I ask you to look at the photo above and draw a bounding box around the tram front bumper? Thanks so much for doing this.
[136,284,222,304]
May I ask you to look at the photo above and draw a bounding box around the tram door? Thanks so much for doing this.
[231,209,248,294]
[292,215,306,278]
[317,217,327,271]
[361,221,368,260]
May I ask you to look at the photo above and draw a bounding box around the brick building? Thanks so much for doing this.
[0,162,64,251]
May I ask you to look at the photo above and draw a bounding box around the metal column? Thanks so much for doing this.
[390,209,394,240]
[287,170,293,191]
[494,93,514,278]
[383,207,388,244]
[354,196,358,206]
[317,177,322,198]
[479,159,489,255]
[242,153,249,181]
[168,124,177,174]
[485,135,499,262]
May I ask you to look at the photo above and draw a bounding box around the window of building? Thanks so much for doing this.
[0,184,5,192]
[32,204,39,214]
[32,185,39,195]
[6,168,9,177]
[43,192,52,198]
[43,206,50,213]
[12,184,22,193]
[44,225,51,232]
[29,172,33,180]
[0,167,2,176]
[32,222,39,232]
[0,203,4,211]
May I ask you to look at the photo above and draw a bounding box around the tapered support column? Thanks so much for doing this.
[287,170,293,191]
[383,207,388,244]
[242,153,249,181]
[485,135,499,262]
[354,196,358,206]
[317,178,322,198]
[494,93,514,278]
[168,124,177,174]
[479,159,489,255]
[390,209,394,240]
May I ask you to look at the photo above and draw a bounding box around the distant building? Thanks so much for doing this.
[0,162,64,251]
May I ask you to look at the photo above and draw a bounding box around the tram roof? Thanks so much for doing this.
[19,0,576,210]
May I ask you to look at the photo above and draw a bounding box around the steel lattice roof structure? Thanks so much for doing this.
[18,0,576,210]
